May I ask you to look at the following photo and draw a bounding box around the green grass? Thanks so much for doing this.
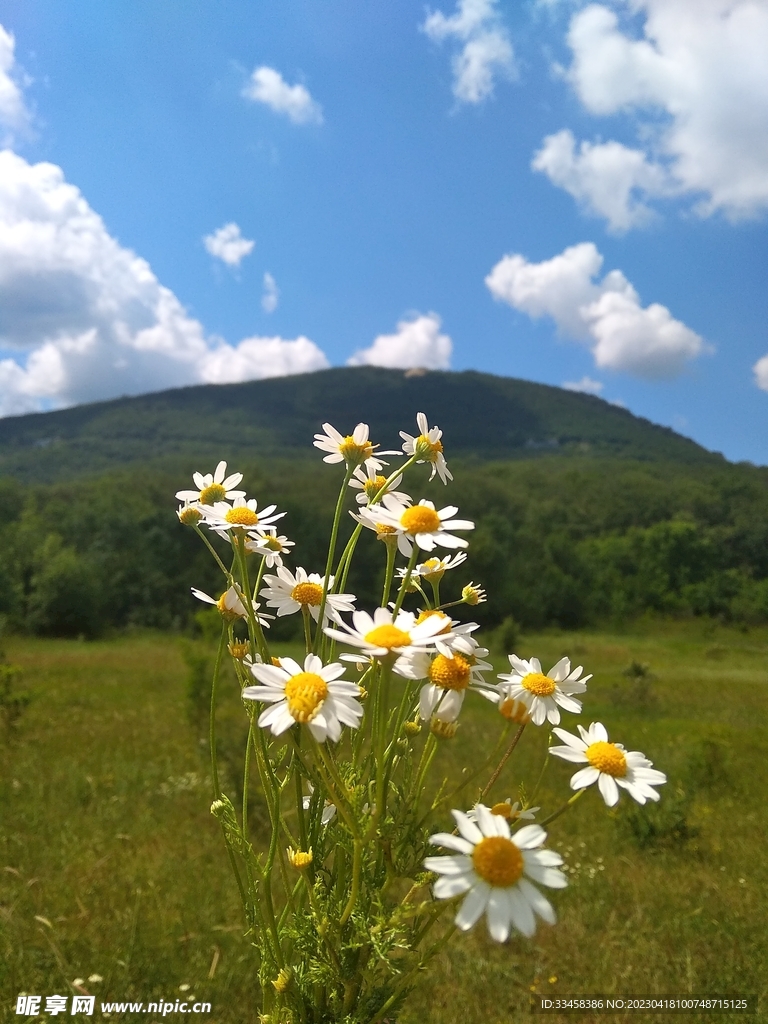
[1,622,766,1023]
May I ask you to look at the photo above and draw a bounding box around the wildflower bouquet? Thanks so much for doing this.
[176,413,666,1024]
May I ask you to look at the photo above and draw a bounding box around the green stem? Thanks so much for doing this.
[381,539,397,607]
[301,605,313,655]
[392,545,420,615]
[209,625,227,800]
[242,722,254,844]
[539,786,587,827]
[194,524,230,576]
[234,534,269,662]
[314,464,354,653]
[478,723,526,803]
[339,838,363,926]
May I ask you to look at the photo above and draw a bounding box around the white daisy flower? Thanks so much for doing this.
[313,422,396,471]
[467,799,539,824]
[243,529,295,568]
[259,566,356,622]
[397,634,495,722]
[191,586,272,627]
[496,656,590,727]
[176,461,246,505]
[396,552,467,584]
[324,607,454,667]
[242,653,364,743]
[348,464,411,507]
[197,497,286,534]
[400,412,452,484]
[425,805,567,942]
[302,783,337,825]
[461,581,486,606]
[359,495,474,558]
[177,502,203,527]
[550,722,667,808]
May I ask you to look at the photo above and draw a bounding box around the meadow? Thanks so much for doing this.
[1,621,766,1023]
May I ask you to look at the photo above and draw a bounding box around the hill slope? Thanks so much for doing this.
[0,366,721,482]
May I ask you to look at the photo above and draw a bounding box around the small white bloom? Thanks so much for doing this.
[400,412,452,484]
[397,552,467,583]
[259,566,356,622]
[243,654,363,743]
[191,586,272,626]
[359,495,474,558]
[467,800,539,824]
[348,464,411,506]
[397,634,496,722]
[550,722,667,808]
[176,461,246,504]
[197,497,286,533]
[497,656,590,727]
[425,805,566,942]
[313,422,396,471]
[302,783,337,825]
[324,607,454,670]
[243,528,295,568]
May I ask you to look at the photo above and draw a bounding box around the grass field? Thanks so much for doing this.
[1,621,766,1023]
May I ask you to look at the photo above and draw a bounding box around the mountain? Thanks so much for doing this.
[0,367,722,482]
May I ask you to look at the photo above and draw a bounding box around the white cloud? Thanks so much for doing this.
[752,353,768,392]
[347,313,452,370]
[486,241,709,379]
[0,23,31,142]
[0,150,327,416]
[204,222,255,267]
[261,272,279,313]
[557,1,768,221]
[422,0,515,104]
[242,66,323,125]
[532,129,672,232]
[563,375,604,394]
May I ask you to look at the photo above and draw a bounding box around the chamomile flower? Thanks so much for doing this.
[259,566,356,623]
[324,607,454,667]
[348,464,411,506]
[198,497,286,534]
[550,722,667,808]
[425,805,566,942]
[242,654,363,743]
[302,783,337,826]
[467,800,539,824]
[313,422,396,471]
[243,529,295,568]
[176,461,246,505]
[191,586,272,627]
[396,552,468,583]
[497,656,590,727]
[398,635,496,723]
[359,495,474,558]
[177,502,202,527]
[400,412,453,484]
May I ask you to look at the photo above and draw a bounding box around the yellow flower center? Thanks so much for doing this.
[499,698,531,724]
[415,434,443,463]
[178,506,202,526]
[364,475,387,499]
[522,672,557,697]
[421,558,445,582]
[428,653,472,690]
[414,609,452,633]
[284,672,328,723]
[491,802,513,819]
[339,436,375,464]
[375,523,397,540]
[364,624,411,650]
[264,536,283,551]
[291,582,324,606]
[228,641,249,660]
[225,507,259,527]
[585,741,627,777]
[472,836,524,887]
[199,482,227,504]
[400,505,442,535]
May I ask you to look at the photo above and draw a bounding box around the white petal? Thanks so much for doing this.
[512,824,545,850]
[455,883,490,932]
[433,873,474,899]
[486,889,512,943]
[507,887,536,937]
[517,878,557,924]
[429,833,475,855]
[452,810,483,844]
[597,772,620,807]
[424,854,473,876]
[570,766,599,790]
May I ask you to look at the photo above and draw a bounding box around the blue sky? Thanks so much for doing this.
[0,0,767,462]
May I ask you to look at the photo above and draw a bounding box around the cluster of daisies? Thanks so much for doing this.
[177,413,666,947]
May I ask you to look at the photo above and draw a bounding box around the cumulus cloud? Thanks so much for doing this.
[551,0,768,222]
[0,23,31,142]
[486,241,708,379]
[532,129,672,232]
[563,375,604,394]
[204,222,255,267]
[0,150,327,416]
[261,272,279,313]
[242,66,323,125]
[752,354,768,392]
[347,314,452,370]
[422,0,515,104]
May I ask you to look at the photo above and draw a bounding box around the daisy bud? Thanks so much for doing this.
[287,847,314,870]
[228,641,249,660]
[430,717,458,739]
[272,968,292,993]
[403,719,422,736]
[177,505,202,526]
[499,697,531,725]
[462,582,486,606]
